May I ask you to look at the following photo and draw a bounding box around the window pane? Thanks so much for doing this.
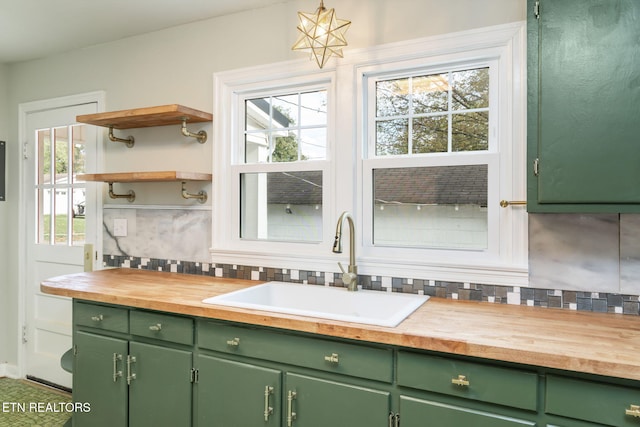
[452,112,488,151]
[299,91,327,127]
[241,171,322,242]
[72,125,86,180]
[37,129,51,185]
[373,165,488,250]
[271,95,298,127]
[376,119,408,155]
[412,74,449,114]
[376,78,409,117]
[301,128,326,161]
[451,68,489,111]
[413,116,448,153]
[54,188,69,245]
[272,132,299,162]
[54,126,70,184]
[72,188,86,244]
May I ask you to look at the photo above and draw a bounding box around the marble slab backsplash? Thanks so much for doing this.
[103,209,640,316]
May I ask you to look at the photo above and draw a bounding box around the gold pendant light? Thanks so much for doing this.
[292,0,351,69]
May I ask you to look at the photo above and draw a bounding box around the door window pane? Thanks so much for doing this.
[373,165,488,250]
[241,171,322,242]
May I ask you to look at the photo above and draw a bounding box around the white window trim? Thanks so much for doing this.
[212,21,527,286]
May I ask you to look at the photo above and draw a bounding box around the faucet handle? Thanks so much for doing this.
[338,262,357,287]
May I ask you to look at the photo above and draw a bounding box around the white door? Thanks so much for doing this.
[20,93,103,388]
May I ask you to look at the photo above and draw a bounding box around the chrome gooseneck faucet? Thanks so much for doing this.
[332,211,358,291]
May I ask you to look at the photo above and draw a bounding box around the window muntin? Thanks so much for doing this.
[244,90,327,163]
[374,68,489,156]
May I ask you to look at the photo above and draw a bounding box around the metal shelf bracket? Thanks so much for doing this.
[108,182,135,202]
[181,181,207,203]
[181,118,207,143]
[108,127,135,148]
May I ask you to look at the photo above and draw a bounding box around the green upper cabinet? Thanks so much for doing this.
[527,0,640,212]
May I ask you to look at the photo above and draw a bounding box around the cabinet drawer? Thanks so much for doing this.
[130,310,194,346]
[197,321,393,383]
[75,301,129,333]
[546,374,640,426]
[397,351,538,411]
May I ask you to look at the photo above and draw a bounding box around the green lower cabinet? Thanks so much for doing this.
[546,375,640,427]
[399,395,536,427]
[128,342,192,427]
[73,331,128,427]
[196,355,282,427]
[285,373,391,427]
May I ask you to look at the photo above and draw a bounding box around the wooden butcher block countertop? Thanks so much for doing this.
[41,268,640,382]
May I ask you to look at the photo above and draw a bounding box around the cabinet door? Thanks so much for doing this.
[197,355,282,427]
[285,373,390,427]
[528,0,640,210]
[399,395,535,427]
[128,341,192,427]
[73,331,128,427]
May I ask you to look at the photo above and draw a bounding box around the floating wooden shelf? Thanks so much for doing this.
[78,171,212,183]
[76,104,212,129]
[78,171,212,203]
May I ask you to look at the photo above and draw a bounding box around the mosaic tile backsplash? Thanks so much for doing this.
[104,255,640,315]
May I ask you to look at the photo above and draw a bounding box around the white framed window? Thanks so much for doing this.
[213,22,527,285]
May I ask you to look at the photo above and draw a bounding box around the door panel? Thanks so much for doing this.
[285,373,390,427]
[128,341,192,427]
[197,355,282,427]
[73,331,128,427]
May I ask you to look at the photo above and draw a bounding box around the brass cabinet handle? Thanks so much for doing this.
[126,355,137,385]
[324,353,339,364]
[91,315,104,322]
[226,337,240,347]
[264,386,274,421]
[149,323,162,331]
[626,404,640,418]
[451,374,470,387]
[287,390,297,427]
[112,353,123,382]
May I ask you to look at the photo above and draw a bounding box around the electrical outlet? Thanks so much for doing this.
[83,243,94,272]
[113,218,128,237]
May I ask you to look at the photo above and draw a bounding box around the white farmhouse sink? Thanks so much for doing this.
[202,281,429,327]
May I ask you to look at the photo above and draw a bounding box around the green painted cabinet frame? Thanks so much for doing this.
[527,0,640,212]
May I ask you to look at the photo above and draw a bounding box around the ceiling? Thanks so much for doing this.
[0,0,289,64]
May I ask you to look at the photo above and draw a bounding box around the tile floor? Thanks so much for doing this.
[0,378,71,426]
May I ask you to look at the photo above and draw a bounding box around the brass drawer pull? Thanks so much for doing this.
[126,355,137,385]
[287,390,297,427]
[149,323,162,331]
[264,386,274,421]
[91,315,104,322]
[451,374,470,387]
[626,404,640,418]
[324,353,339,364]
[112,353,123,382]
[226,337,240,347]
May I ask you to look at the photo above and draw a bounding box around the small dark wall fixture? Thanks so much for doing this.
[0,141,5,201]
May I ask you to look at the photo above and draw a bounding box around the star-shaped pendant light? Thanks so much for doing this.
[292,0,351,69]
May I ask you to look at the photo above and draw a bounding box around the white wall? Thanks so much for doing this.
[2,0,525,369]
